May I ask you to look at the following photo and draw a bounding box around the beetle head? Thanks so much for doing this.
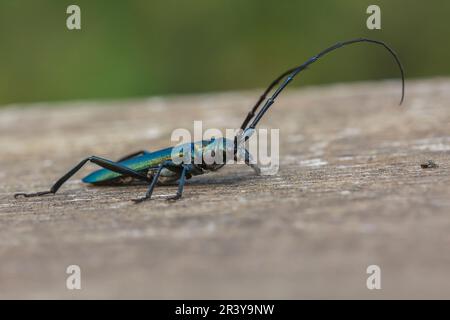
[200,137,235,171]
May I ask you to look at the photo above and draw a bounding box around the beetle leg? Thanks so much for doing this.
[117,150,151,162]
[166,164,189,201]
[132,160,174,203]
[243,148,261,175]
[14,156,150,198]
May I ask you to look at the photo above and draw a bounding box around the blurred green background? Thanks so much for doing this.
[0,0,449,106]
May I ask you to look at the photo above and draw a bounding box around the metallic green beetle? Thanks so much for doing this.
[14,38,405,202]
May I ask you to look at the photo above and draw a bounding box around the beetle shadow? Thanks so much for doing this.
[87,171,260,188]
[187,172,261,186]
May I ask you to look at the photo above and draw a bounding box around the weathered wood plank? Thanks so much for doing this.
[0,79,449,298]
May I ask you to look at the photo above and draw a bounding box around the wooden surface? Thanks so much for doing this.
[0,79,449,299]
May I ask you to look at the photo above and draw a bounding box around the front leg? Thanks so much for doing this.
[244,148,261,175]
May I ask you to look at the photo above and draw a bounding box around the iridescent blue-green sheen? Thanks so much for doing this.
[81,141,212,184]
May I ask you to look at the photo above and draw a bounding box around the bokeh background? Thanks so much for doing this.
[0,0,449,106]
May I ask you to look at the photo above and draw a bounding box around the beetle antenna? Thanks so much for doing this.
[240,67,296,131]
[241,38,405,132]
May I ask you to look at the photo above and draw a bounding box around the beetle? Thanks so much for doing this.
[14,38,405,202]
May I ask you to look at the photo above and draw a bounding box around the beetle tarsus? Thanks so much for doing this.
[166,194,182,201]
[14,191,54,198]
[131,196,152,203]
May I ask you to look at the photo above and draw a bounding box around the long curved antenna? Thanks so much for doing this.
[244,38,405,131]
[240,67,296,130]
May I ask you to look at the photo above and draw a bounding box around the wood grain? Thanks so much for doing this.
[1,79,449,298]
